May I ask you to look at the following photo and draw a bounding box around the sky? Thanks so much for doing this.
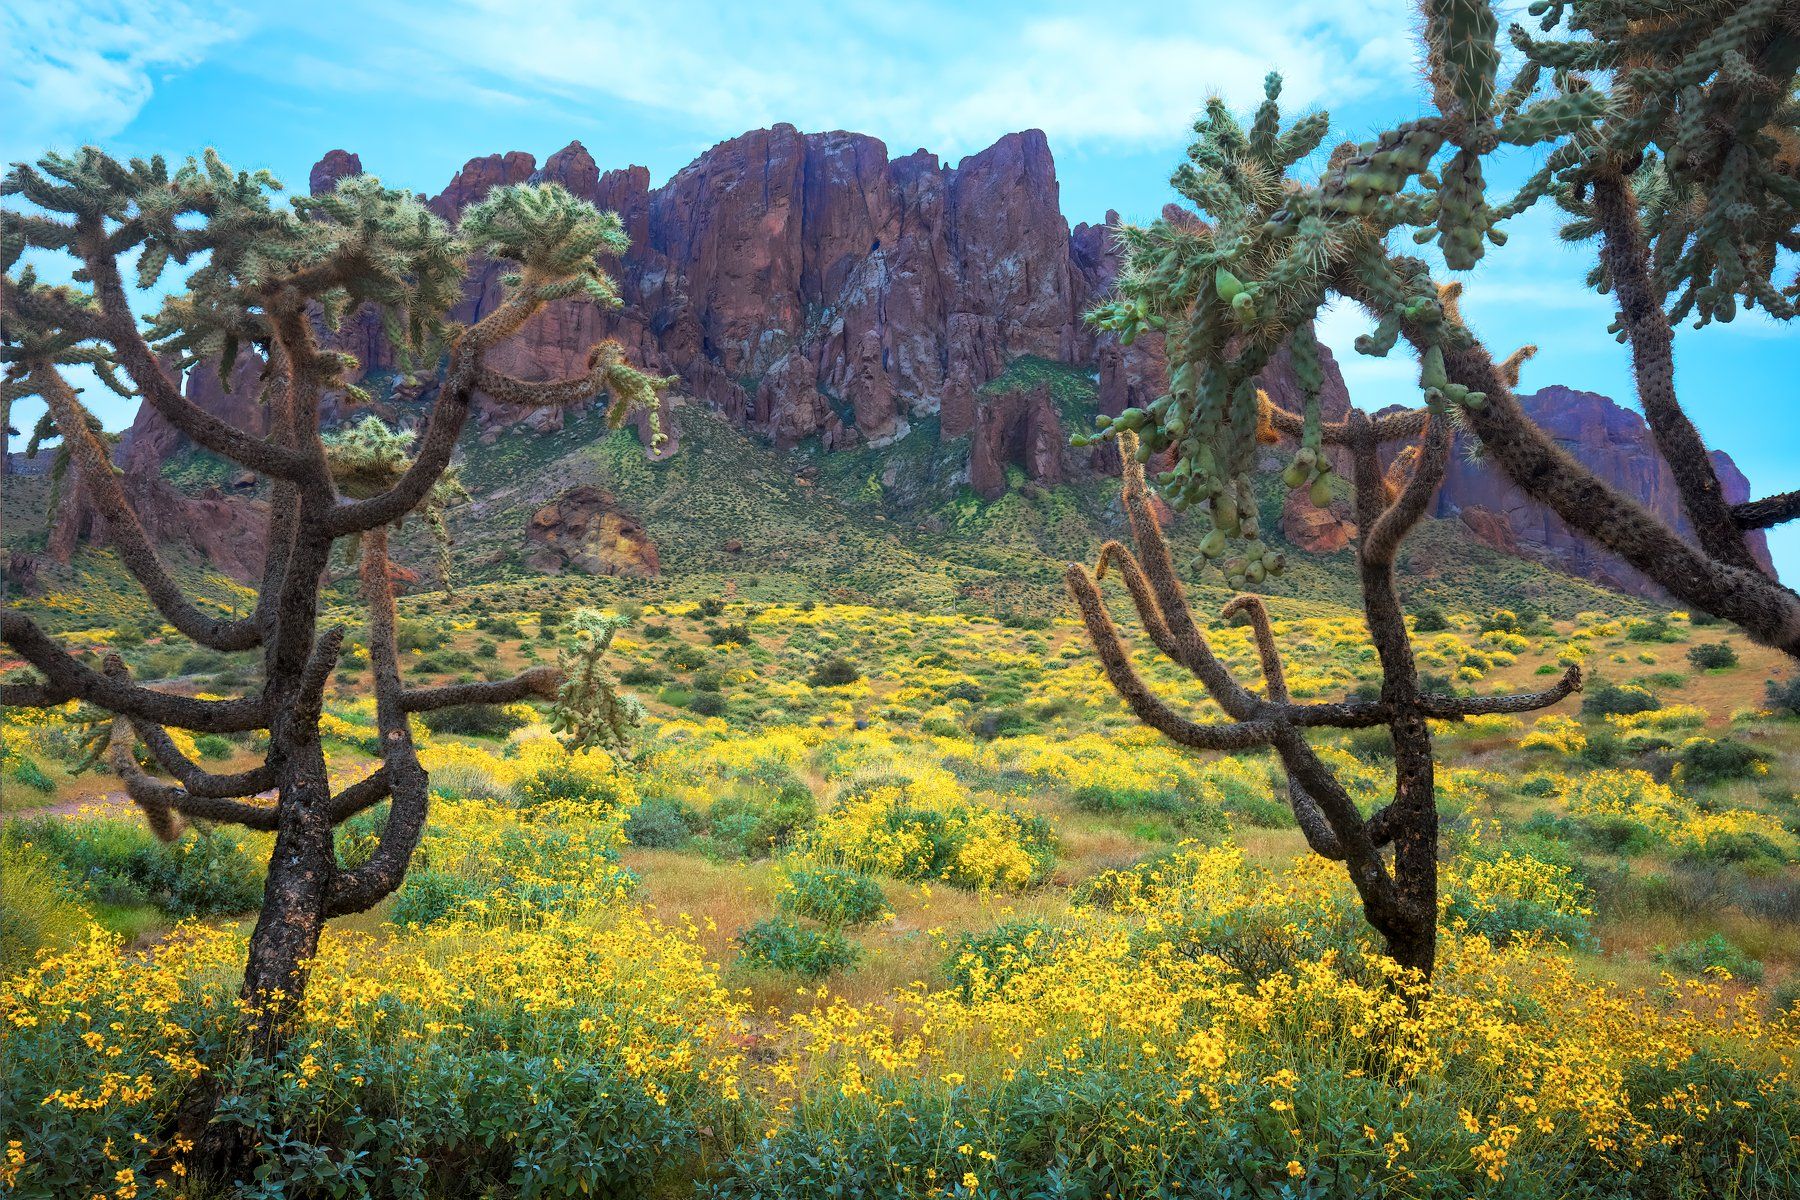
[4,0,1796,577]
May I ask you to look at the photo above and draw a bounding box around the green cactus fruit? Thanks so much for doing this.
[1309,476,1333,508]
[1282,461,1307,489]
[1200,529,1228,558]
[1214,267,1245,301]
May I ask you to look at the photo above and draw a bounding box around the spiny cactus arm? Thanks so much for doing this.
[399,667,561,713]
[1284,699,1394,729]
[104,717,280,838]
[325,526,431,917]
[31,367,262,650]
[129,718,277,799]
[322,291,538,537]
[1427,327,1800,654]
[71,217,313,481]
[1092,540,1186,665]
[1270,726,1405,914]
[1420,665,1582,719]
[1115,432,1260,713]
[1065,564,1279,751]
[1589,172,1764,573]
[1264,402,1431,446]
[0,611,268,732]
[1363,416,1450,568]
[1220,594,1290,702]
[0,678,73,706]
[1733,489,1800,532]
[328,767,393,822]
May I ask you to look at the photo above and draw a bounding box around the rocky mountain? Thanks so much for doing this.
[32,124,1774,600]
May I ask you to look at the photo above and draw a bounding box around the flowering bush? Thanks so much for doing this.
[803,768,1055,891]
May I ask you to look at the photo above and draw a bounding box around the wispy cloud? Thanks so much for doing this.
[0,1,248,165]
[279,0,1424,156]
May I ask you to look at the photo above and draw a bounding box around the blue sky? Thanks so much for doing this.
[5,0,1795,577]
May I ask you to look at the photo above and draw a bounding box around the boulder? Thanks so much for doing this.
[524,486,659,578]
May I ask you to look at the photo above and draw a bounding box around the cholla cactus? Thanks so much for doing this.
[1069,421,1581,977]
[1084,1,1800,655]
[549,608,644,754]
[0,145,671,1128]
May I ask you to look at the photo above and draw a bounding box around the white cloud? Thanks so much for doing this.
[339,0,1425,156]
[0,1,246,164]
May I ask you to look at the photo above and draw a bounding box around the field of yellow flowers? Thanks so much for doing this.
[4,589,1799,1198]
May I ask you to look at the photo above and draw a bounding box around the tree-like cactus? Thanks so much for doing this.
[1088,1,1800,655]
[1070,417,1581,978]
[0,147,670,1156]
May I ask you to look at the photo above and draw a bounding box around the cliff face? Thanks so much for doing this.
[72,126,1774,598]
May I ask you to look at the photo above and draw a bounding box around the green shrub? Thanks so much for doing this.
[1764,676,1800,717]
[514,761,633,813]
[1673,738,1765,789]
[710,622,753,646]
[13,816,265,917]
[8,756,55,793]
[665,644,708,671]
[193,734,234,760]
[1654,933,1764,983]
[736,917,859,978]
[807,656,862,687]
[0,840,94,975]
[709,784,817,859]
[1686,642,1739,671]
[625,797,704,849]
[688,692,728,717]
[1411,606,1449,632]
[777,867,887,927]
[419,703,532,738]
[1581,681,1661,718]
[946,920,1063,998]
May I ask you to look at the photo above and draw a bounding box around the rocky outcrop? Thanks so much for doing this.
[967,382,1067,500]
[68,128,1775,600]
[524,485,659,578]
[1282,488,1357,553]
[398,125,1089,453]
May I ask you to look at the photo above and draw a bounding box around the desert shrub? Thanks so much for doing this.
[8,756,55,793]
[13,816,264,917]
[395,618,439,652]
[620,664,669,686]
[807,656,862,687]
[1764,676,1800,717]
[1673,738,1766,789]
[625,797,705,849]
[420,703,532,738]
[640,622,671,640]
[193,733,234,760]
[475,614,525,638]
[807,773,1056,891]
[946,920,1064,998]
[1222,790,1295,830]
[1443,844,1593,949]
[694,597,726,619]
[0,839,94,975]
[1686,642,1739,670]
[708,785,817,859]
[1070,781,1182,814]
[776,866,888,928]
[1626,614,1682,643]
[736,916,859,978]
[710,622,753,646]
[2,915,738,1199]
[1654,933,1764,983]
[1411,606,1449,632]
[1582,681,1661,718]
[514,757,635,814]
[666,644,709,671]
[688,692,728,717]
